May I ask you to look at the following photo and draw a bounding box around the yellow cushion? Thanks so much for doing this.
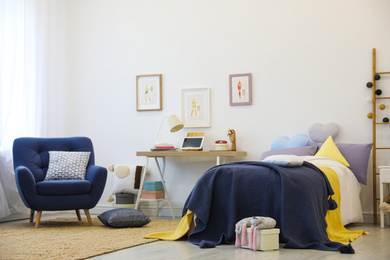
[315,136,350,167]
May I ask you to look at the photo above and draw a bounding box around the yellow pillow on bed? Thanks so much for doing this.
[315,136,350,167]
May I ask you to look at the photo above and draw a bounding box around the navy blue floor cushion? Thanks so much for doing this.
[98,208,151,228]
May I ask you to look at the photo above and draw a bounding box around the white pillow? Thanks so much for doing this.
[109,164,143,197]
[45,151,91,180]
[263,154,304,167]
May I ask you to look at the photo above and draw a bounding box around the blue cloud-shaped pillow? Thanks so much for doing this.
[271,134,310,150]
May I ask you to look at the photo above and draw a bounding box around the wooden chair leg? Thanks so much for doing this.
[30,209,34,223]
[75,209,82,221]
[84,209,93,226]
[35,211,42,229]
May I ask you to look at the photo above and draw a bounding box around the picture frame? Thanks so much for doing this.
[136,74,162,111]
[181,88,211,128]
[229,73,252,106]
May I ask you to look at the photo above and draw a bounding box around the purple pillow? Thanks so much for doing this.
[260,146,317,160]
[336,143,373,185]
[308,141,373,185]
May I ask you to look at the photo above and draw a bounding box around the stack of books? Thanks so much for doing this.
[151,144,177,151]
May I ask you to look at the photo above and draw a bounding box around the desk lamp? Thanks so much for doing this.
[156,114,184,145]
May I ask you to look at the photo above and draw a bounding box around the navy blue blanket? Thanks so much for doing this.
[183,161,347,252]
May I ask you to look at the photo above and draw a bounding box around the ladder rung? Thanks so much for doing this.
[375,122,390,125]
[375,147,390,149]
[377,71,390,74]
[376,97,390,99]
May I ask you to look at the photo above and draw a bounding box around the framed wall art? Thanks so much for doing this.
[136,74,162,111]
[181,88,211,128]
[229,73,252,106]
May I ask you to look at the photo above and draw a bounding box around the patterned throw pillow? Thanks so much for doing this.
[44,151,91,180]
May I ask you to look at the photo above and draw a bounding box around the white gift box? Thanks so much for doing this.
[240,228,280,251]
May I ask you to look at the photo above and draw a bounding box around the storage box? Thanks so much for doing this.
[141,190,165,199]
[144,181,164,191]
[115,193,135,204]
[240,228,279,251]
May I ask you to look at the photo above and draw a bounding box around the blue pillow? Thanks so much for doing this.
[98,208,151,228]
[271,134,310,150]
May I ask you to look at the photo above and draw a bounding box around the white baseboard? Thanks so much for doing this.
[363,211,390,225]
[2,207,378,225]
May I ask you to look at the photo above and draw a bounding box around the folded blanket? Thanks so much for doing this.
[263,154,304,167]
[144,210,194,241]
[319,166,367,244]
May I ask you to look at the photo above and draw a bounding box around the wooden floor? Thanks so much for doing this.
[2,213,390,259]
[88,223,390,260]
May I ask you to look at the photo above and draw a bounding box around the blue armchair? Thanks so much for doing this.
[13,137,107,228]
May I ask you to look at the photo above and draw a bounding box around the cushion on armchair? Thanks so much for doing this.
[44,151,91,180]
[36,180,92,195]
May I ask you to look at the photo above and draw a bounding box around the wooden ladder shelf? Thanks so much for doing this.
[369,48,390,224]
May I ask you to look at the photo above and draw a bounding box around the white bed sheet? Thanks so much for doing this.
[301,156,363,225]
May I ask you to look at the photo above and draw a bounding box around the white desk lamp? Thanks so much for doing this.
[156,114,184,145]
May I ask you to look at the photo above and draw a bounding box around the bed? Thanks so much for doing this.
[182,135,372,253]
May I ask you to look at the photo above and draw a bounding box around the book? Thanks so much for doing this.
[154,145,175,149]
[151,148,177,151]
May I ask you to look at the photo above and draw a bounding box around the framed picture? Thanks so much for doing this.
[136,74,162,111]
[181,88,211,128]
[229,73,252,106]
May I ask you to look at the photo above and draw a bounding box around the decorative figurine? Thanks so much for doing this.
[228,129,237,151]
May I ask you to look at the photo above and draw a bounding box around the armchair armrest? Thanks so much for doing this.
[85,165,107,184]
[14,166,38,209]
[85,165,107,207]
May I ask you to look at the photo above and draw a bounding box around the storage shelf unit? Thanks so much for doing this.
[370,48,390,224]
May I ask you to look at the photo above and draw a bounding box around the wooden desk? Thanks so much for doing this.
[137,150,247,165]
[135,150,247,219]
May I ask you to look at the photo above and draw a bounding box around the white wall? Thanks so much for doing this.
[48,0,390,218]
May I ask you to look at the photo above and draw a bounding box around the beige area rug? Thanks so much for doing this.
[0,217,180,260]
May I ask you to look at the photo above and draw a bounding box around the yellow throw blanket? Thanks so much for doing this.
[318,166,367,244]
[144,210,194,240]
[145,166,367,244]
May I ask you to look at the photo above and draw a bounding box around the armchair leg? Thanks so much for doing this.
[84,209,93,226]
[75,209,82,221]
[35,211,42,229]
[30,209,34,223]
